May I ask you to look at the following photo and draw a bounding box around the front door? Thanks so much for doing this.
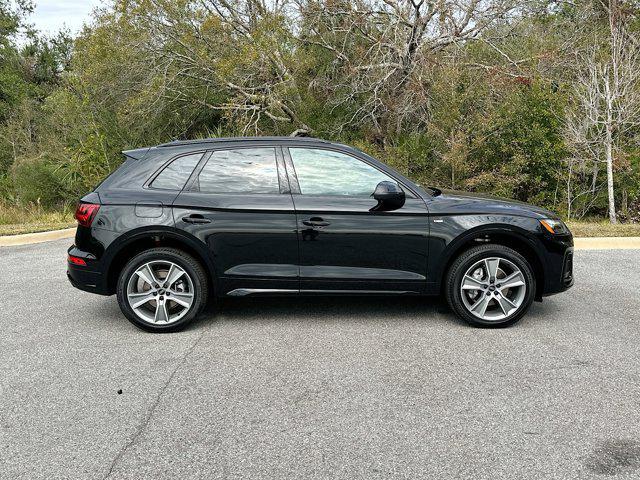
[283,146,429,293]
[173,146,299,295]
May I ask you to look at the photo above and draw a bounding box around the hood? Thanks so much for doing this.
[431,188,558,220]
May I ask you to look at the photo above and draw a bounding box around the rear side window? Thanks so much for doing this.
[196,148,279,194]
[151,153,202,190]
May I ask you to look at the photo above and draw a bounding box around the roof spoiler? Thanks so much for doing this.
[122,147,151,160]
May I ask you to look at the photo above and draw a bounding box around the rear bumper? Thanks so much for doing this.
[67,245,110,295]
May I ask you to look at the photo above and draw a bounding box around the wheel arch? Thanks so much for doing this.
[103,227,215,295]
[437,225,545,300]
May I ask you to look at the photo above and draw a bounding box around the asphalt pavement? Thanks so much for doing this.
[1,239,639,479]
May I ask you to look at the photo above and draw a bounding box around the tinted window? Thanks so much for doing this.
[197,148,279,194]
[289,148,395,196]
[151,153,202,190]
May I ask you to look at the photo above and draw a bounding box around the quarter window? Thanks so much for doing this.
[289,148,396,197]
[197,148,280,194]
[151,153,202,190]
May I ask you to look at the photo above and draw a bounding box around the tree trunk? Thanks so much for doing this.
[604,72,617,224]
[605,126,617,223]
[567,160,573,219]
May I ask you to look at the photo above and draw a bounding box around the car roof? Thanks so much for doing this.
[156,136,335,148]
[122,136,358,162]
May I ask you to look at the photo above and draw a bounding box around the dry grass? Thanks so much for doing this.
[566,220,640,238]
[0,205,75,236]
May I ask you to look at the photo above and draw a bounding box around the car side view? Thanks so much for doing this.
[67,137,574,332]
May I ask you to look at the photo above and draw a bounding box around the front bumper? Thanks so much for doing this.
[67,245,110,295]
[540,234,574,296]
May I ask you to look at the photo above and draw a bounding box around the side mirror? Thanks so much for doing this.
[371,181,405,211]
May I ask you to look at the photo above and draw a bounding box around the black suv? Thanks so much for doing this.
[67,137,573,332]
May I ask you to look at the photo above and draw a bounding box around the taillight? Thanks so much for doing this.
[68,255,87,266]
[74,203,100,227]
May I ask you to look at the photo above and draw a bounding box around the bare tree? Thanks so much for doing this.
[298,0,522,137]
[565,0,640,223]
[119,0,312,136]
[104,0,529,139]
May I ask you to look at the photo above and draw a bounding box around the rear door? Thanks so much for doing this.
[172,145,299,295]
[284,146,430,293]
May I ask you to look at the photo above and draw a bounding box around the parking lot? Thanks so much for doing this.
[1,239,640,479]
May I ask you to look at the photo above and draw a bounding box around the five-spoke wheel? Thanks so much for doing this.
[117,248,208,332]
[459,257,527,321]
[446,244,535,327]
[126,261,195,325]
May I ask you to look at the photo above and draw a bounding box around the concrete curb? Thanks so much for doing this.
[573,236,640,250]
[0,228,76,247]
[1,227,640,250]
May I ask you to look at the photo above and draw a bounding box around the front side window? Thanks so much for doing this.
[289,148,396,197]
[151,152,203,190]
[197,148,279,194]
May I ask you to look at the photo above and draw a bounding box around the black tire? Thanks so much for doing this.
[445,244,536,328]
[116,248,209,333]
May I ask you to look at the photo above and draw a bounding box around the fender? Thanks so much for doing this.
[102,225,217,292]
[427,220,547,292]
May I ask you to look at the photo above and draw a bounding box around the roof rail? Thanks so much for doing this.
[157,136,332,148]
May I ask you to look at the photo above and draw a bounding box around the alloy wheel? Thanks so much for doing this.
[459,257,527,322]
[126,260,195,325]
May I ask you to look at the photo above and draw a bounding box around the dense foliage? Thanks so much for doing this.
[1,0,639,222]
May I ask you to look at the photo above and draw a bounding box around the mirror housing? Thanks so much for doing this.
[371,181,405,211]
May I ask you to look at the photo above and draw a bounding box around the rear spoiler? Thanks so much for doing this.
[122,147,151,160]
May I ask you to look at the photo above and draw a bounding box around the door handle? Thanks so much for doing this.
[182,214,211,224]
[302,217,330,227]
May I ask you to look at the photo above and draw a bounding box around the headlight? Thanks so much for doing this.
[540,218,569,235]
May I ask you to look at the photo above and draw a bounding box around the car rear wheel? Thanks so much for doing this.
[445,244,535,327]
[116,248,208,332]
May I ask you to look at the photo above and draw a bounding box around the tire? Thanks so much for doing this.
[445,244,536,328]
[116,248,209,333]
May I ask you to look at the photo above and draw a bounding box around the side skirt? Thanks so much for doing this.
[226,288,421,297]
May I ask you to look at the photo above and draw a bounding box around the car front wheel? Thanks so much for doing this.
[116,248,208,332]
[445,244,536,327]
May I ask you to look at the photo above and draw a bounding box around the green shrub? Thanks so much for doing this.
[12,159,66,208]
